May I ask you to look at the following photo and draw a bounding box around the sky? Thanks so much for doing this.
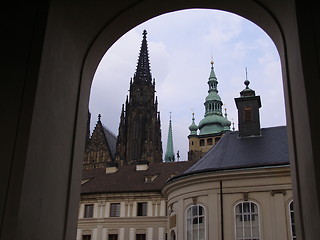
[89,9,286,161]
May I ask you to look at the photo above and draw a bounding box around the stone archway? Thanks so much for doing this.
[2,1,319,240]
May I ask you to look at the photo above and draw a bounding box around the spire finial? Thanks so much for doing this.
[244,67,250,88]
[98,114,101,121]
[143,29,147,39]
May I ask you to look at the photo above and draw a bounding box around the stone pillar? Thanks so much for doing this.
[272,191,288,240]
[147,227,153,240]
[129,228,135,240]
[160,200,166,216]
[177,199,184,240]
[119,228,125,240]
[102,228,107,240]
[79,203,84,219]
[132,202,137,217]
[148,201,153,217]
[120,201,126,217]
[105,202,110,218]
[76,229,82,240]
[93,203,99,218]
[92,228,98,240]
[158,227,164,240]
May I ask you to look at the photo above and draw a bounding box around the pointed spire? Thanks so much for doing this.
[164,112,175,162]
[98,114,101,122]
[134,30,152,83]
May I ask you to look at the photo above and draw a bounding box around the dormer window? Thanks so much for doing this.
[145,174,158,182]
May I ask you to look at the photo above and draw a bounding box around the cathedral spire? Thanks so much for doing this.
[134,30,152,83]
[164,113,175,162]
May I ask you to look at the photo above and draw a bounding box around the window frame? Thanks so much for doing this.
[234,201,261,240]
[84,204,94,218]
[289,200,296,240]
[136,234,146,240]
[185,204,206,240]
[137,202,148,216]
[110,203,121,217]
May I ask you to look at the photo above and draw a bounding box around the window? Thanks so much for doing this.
[207,138,213,145]
[136,234,146,240]
[186,205,206,240]
[108,234,118,240]
[244,107,253,122]
[110,203,120,217]
[289,201,296,240]
[215,137,221,144]
[82,235,91,240]
[137,202,147,216]
[199,139,205,146]
[235,201,260,240]
[84,204,94,218]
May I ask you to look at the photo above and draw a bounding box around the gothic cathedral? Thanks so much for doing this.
[115,30,163,166]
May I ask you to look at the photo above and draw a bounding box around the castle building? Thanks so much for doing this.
[188,61,231,161]
[115,30,163,166]
[162,80,293,240]
[78,71,294,240]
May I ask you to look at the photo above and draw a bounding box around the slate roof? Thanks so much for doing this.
[185,126,289,175]
[102,126,117,157]
[81,160,195,194]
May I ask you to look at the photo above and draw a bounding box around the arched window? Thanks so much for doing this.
[186,204,206,240]
[235,201,260,240]
[289,201,296,240]
[170,230,176,240]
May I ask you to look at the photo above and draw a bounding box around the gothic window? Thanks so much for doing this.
[186,204,206,240]
[200,139,205,146]
[289,201,296,240]
[110,203,120,217]
[84,204,94,218]
[171,230,176,240]
[137,202,147,216]
[235,201,260,240]
[244,107,253,122]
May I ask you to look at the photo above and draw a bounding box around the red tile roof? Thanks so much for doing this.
[81,161,196,194]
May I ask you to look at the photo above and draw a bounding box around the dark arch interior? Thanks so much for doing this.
[2,1,319,240]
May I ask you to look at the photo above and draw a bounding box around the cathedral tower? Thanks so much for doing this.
[188,61,231,161]
[115,30,163,166]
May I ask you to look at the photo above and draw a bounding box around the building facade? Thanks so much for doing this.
[78,78,295,240]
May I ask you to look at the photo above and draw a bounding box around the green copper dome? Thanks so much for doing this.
[196,61,231,136]
[189,113,198,135]
[206,91,221,101]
